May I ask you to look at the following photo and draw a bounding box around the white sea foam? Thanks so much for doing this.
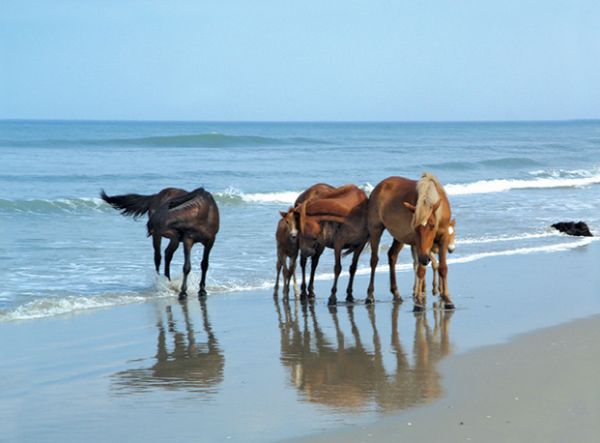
[2,237,596,322]
[314,237,597,280]
[457,231,563,245]
[445,174,600,196]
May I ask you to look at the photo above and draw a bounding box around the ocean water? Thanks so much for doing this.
[1,120,599,321]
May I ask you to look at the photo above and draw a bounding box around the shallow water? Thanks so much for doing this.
[1,120,599,319]
[2,242,600,443]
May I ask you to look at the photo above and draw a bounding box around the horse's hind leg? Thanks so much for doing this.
[179,237,194,300]
[366,224,384,303]
[164,237,179,280]
[153,234,162,274]
[346,243,366,303]
[308,245,324,299]
[198,239,214,298]
[388,239,403,302]
[328,246,343,306]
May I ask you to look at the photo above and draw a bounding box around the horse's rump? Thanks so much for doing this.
[167,187,207,212]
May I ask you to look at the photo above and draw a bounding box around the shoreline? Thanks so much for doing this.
[1,241,599,442]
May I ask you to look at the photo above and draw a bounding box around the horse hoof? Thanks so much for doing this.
[444,303,455,310]
[346,295,354,303]
[365,297,374,305]
[178,292,188,300]
[328,296,337,306]
[198,288,207,298]
[413,304,425,312]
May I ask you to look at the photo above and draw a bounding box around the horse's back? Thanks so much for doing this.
[295,183,335,206]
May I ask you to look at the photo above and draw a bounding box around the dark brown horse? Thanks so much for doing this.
[274,208,300,298]
[101,187,187,278]
[295,184,369,305]
[147,188,219,299]
[366,173,454,310]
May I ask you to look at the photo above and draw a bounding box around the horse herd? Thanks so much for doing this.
[101,172,456,311]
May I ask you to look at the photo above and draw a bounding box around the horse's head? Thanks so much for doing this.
[404,199,442,266]
[447,219,457,253]
[279,207,299,241]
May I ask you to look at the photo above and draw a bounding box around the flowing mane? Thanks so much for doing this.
[413,173,441,228]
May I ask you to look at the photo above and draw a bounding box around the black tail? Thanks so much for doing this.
[100,189,155,219]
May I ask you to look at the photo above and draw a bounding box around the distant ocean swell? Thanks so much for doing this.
[0,133,332,148]
[1,236,596,322]
[2,169,599,214]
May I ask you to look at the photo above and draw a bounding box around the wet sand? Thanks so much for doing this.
[1,241,599,442]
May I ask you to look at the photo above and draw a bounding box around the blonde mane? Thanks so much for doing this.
[413,173,441,228]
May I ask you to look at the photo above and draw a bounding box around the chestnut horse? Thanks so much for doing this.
[366,173,454,310]
[290,184,335,299]
[411,219,456,299]
[274,208,300,298]
[101,187,187,278]
[295,184,369,305]
[146,187,219,299]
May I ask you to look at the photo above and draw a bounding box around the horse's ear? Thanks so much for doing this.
[403,202,416,213]
[432,199,442,213]
[279,211,287,218]
[450,218,456,227]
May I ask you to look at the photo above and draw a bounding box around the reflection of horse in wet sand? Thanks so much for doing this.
[367,173,454,310]
[112,299,224,393]
[274,299,453,411]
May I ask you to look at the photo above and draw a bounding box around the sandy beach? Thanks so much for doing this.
[1,240,599,442]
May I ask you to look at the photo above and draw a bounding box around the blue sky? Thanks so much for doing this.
[1,0,599,121]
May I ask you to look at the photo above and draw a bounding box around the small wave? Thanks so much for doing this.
[457,231,563,245]
[0,293,152,322]
[0,197,108,214]
[528,167,599,179]
[1,133,331,149]
[445,174,600,196]
[425,157,542,171]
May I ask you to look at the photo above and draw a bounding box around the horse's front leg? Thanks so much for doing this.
[437,243,454,309]
[274,250,282,297]
[153,234,162,274]
[430,252,439,295]
[388,239,404,302]
[281,255,292,300]
[300,254,308,300]
[413,264,427,312]
[164,237,179,280]
[179,238,194,300]
[289,254,300,297]
[328,246,343,306]
[346,243,366,303]
[198,239,214,298]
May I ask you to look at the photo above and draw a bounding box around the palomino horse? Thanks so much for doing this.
[295,184,369,305]
[411,219,456,299]
[274,208,300,298]
[366,173,454,310]
[101,187,187,278]
[146,188,219,299]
